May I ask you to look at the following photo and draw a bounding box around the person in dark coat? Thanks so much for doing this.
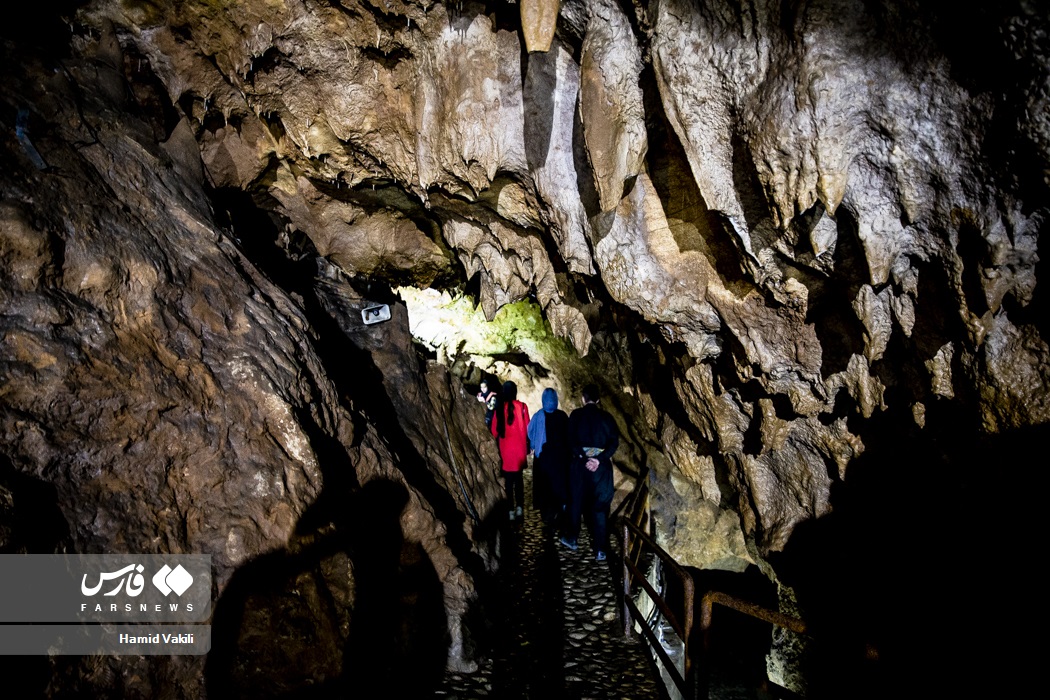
[476,379,498,428]
[560,384,619,560]
[527,387,570,525]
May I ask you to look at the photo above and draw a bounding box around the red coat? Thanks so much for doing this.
[492,400,530,472]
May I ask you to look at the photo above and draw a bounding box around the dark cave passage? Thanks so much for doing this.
[771,409,1047,699]
[439,470,661,700]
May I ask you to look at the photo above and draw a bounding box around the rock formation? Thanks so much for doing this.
[1,0,1046,696]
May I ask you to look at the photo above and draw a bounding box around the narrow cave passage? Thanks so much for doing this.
[391,287,777,699]
[206,184,671,697]
[439,470,660,699]
[398,287,577,412]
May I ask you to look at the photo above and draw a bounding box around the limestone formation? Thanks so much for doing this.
[271,174,450,286]
[1,0,1047,695]
[521,0,562,53]
[1,21,500,696]
[523,40,595,275]
[579,0,647,212]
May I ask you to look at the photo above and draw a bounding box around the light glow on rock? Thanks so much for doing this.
[397,286,579,412]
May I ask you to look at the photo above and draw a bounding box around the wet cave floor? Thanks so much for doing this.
[439,470,661,700]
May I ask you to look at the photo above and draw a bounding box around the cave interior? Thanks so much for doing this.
[0,0,1047,697]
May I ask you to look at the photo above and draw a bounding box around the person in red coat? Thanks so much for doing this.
[492,380,530,520]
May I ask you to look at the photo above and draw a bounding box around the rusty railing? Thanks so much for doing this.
[697,591,807,699]
[618,461,697,698]
[617,460,808,700]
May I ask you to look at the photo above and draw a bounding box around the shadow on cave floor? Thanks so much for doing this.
[439,470,660,699]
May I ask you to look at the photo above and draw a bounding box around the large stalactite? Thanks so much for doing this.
[1,0,1046,696]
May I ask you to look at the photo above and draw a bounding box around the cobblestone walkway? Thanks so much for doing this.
[439,471,661,699]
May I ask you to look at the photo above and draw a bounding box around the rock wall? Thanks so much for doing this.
[1,14,502,697]
[1,0,1047,696]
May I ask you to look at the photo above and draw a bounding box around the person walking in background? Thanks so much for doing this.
[492,380,530,520]
[561,384,619,560]
[527,388,570,526]
[476,378,498,428]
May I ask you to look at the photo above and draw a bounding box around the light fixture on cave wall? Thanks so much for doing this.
[360,303,391,325]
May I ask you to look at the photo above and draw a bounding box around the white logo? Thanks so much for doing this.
[81,564,146,597]
[152,564,194,596]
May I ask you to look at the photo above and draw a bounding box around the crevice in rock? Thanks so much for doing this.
[641,63,753,291]
[956,217,991,317]
[358,43,414,70]
[870,326,931,413]
[627,327,707,441]
[318,0,364,23]
[807,208,868,380]
[818,387,855,427]
[243,44,289,86]
[730,129,772,239]
[119,44,183,141]
[259,111,288,147]
[0,454,71,553]
[782,200,835,273]
[357,0,415,33]
[705,331,761,504]
[741,404,763,457]
[910,255,968,364]
[614,0,653,56]
[572,92,602,220]
[443,0,524,42]
[1001,213,1048,341]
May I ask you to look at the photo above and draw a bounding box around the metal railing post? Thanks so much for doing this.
[616,459,808,700]
[623,520,632,638]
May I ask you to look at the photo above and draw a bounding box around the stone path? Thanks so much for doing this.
[438,471,661,699]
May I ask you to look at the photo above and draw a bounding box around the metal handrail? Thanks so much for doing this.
[700,591,807,636]
[698,591,806,700]
[617,461,808,700]
[622,516,695,697]
[618,461,697,699]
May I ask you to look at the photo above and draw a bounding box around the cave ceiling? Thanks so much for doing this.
[0,0,1047,694]
[62,0,1047,546]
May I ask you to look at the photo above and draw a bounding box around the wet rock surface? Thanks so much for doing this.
[0,1,1047,697]
[439,471,659,699]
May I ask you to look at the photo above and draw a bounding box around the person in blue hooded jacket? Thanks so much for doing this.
[527,388,571,525]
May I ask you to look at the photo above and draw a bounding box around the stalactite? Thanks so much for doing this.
[520,0,560,53]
